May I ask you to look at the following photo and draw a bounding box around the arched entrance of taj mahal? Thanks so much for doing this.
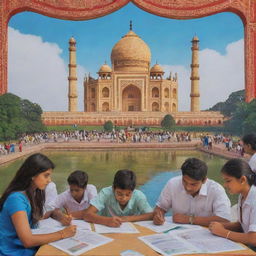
[0,0,256,102]
[122,85,141,112]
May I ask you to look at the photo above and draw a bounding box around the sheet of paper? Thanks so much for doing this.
[38,217,62,228]
[139,233,198,256]
[37,217,91,231]
[32,226,62,234]
[50,230,113,256]
[120,249,144,256]
[72,220,91,231]
[135,216,202,233]
[170,228,245,253]
[94,222,139,233]
[135,220,179,233]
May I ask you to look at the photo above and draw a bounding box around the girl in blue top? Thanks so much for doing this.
[0,153,76,256]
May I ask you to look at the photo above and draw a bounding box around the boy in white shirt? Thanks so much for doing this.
[49,170,97,225]
[153,158,231,227]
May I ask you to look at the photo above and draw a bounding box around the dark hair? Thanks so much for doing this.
[67,170,88,188]
[181,158,208,181]
[0,153,55,225]
[242,133,256,150]
[221,158,256,186]
[113,169,136,191]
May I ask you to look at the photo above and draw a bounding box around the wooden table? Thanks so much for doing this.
[36,224,256,256]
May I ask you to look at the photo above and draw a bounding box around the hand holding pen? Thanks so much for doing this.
[108,207,122,227]
[153,208,165,225]
[60,207,73,226]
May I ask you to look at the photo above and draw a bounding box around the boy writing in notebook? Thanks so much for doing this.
[49,170,97,225]
[83,169,153,227]
[153,158,231,227]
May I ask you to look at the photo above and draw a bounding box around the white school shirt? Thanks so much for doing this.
[44,182,58,212]
[156,175,231,220]
[238,185,256,233]
[49,184,97,212]
[249,153,256,173]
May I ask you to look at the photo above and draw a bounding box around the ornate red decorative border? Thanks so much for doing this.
[0,0,255,101]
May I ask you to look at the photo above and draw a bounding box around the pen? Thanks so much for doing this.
[108,207,122,226]
[163,226,181,233]
[63,207,69,215]
[63,207,72,218]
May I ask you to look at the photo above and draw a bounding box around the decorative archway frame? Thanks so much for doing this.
[1,0,255,101]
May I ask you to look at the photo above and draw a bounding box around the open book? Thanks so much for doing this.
[139,228,246,256]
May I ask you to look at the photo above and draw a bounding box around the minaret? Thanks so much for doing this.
[190,35,200,112]
[68,37,78,112]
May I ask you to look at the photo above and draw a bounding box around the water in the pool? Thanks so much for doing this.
[0,150,237,205]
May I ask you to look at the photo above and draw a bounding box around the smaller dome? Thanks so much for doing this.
[150,63,164,73]
[69,37,76,43]
[98,63,112,73]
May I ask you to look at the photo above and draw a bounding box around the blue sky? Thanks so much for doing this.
[8,2,245,111]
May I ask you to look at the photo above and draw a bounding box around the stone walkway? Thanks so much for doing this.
[199,143,249,160]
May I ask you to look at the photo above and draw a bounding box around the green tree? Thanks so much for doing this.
[103,120,114,132]
[21,99,42,121]
[0,93,45,140]
[0,93,21,122]
[224,99,256,135]
[208,89,244,116]
[161,114,175,130]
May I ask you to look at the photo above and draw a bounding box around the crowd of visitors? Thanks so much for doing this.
[0,129,255,167]
[0,130,193,156]
[201,134,244,156]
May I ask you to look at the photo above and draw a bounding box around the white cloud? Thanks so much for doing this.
[8,27,86,111]
[162,39,244,111]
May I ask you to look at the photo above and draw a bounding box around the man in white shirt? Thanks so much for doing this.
[153,158,231,227]
[242,133,256,173]
[49,170,97,225]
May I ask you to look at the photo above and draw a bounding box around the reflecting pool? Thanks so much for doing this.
[0,150,237,205]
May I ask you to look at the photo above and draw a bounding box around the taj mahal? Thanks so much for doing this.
[42,24,224,126]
